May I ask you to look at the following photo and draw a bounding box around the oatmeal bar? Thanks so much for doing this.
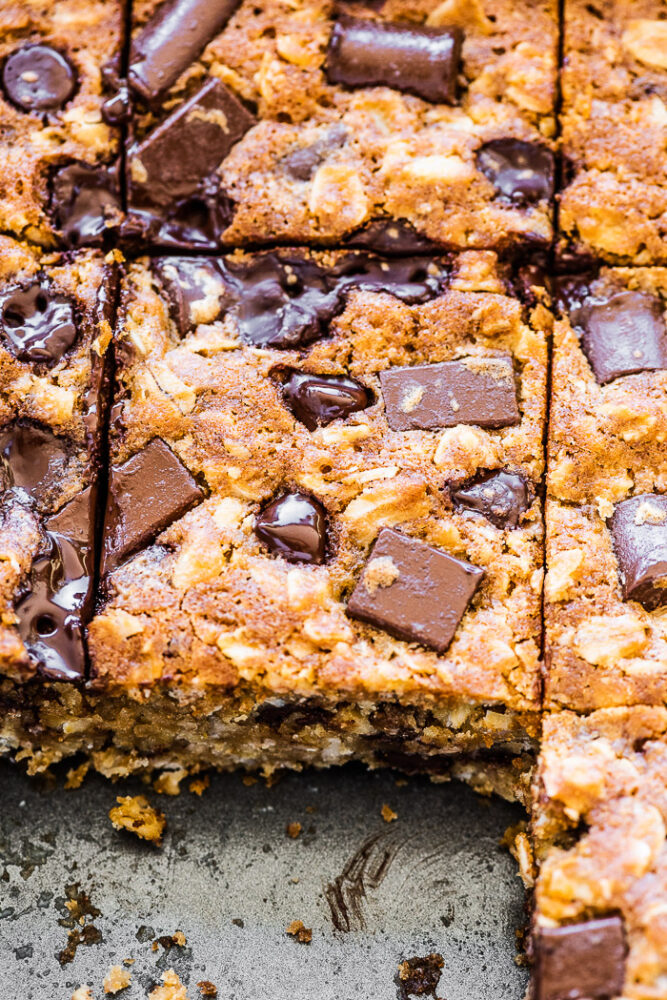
[531,708,667,1000]
[0,0,125,248]
[559,0,667,265]
[0,236,116,686]
[3,250,547,785]
[544,267,667,711]
[123,0,558,251]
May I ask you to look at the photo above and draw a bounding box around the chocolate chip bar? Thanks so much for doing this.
[0,0,126,248]
[123,0,558,250]
[531,708,667,1000]
[544,267,667,711]
[0,237,116,685]
[1,250,548,789]
[559,0,667,265]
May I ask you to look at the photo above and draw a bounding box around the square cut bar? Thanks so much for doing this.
[123,0,558,251]
[4,249,548,787]
[545,267,667,711]
[0,0,126,248]
[530,708,667,1000]
[559,0,667,264]
[0,236,116,687]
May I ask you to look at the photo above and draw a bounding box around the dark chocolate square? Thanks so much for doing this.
[610,494,667,611]
[534,917,627,1000]
[347,527,484,653]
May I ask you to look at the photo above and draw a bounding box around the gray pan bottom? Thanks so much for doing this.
[0,760,529,999]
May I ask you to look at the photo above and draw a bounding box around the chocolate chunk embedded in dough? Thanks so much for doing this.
[0,283,77,363]
[347,527,484,653]
[102,438,204,575]
[50,162,122,247]
[3,44,76,112]
[254,493,327,565]
[0,422,71,504]
[476,139,555,204]
[152,258,236,335]
[326,16,462,105]
[282,372,371,430]
[127,78,255,209]
[380,356,519,431]
[610,493,667,611]
[575,290,667,384]
[452,471,528,528]
[129,0,241,103]
[534,917,627,1000]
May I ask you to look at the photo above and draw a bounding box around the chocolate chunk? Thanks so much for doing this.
[477,139,555,205]
[3,44,76,112]
[345,219,441,254]
[0,422,71,504]
[452,471,528,528]
[254,493,327,564]
[102,84,131,125]
[534,918,627,1000]
[282,372,371,430]
[127,78,255,209]
[282,125,348,181]
[152,258,236,335]
[326,16,462,105]
[226,252,447,349]
[0,283,77,363]
[50,162,121,247]
[102,438,204,575]
[381,356,519,432]
[347,527,483,653]
[129,0,241,102]
[610,494,667,611]
[574,290,667,384]
[16,486,96,681]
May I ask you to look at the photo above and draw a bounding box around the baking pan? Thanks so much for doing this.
[0,760,528,999]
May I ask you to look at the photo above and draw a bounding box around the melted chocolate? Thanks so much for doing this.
[3,44,76,112]
[0,283,77,363]
[50,162,122,247]
[254,493,328,564]
[282,371,371,430]
[0,422,71,504]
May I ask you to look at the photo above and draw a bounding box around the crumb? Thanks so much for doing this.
[153,770,188,796]
[103,965,131,994]
[123,959,135,966]
[305,805,316,814]
[196,983,218,998]
[286,920,312,944]
[291,876,300,884]
[395,777,408,787]
[381,803,398,823]
[286,821,302,839]
[189,775,210,796]
[154,931,187,950]
[397,954,444,999]
[149,969,189,1000]
[109,796,165,845]
[242,775,257,786]
[65,762,90,789]
[232,918,244,928]
[72,988,94,1000]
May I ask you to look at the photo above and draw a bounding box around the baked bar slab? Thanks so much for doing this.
[0,249,551,781]
[558,0,667,265]
[124,0,558,250]
[531,708,667,1000]
[545,267,667,711]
